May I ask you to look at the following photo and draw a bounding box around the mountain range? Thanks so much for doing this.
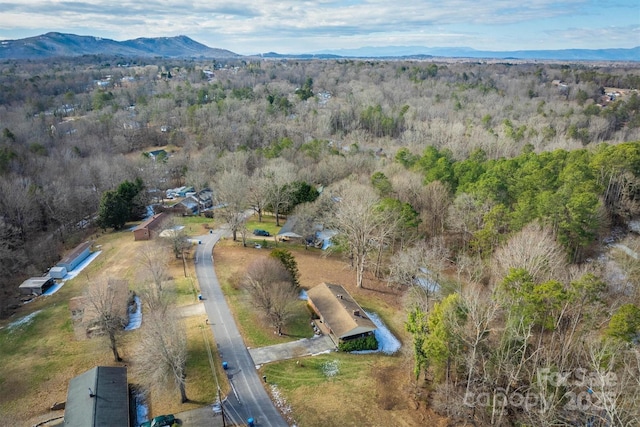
[0,32,239,60]
[0,32,638,61]
[310,45,640,61]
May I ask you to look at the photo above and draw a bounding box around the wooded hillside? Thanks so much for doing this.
[0,56,638,425]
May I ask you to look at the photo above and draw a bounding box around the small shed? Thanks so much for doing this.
[64,366,130,427]
[19,277,55,296]
[57,241,92,272]
[307,282,376,344]
[50,266,68,280]
[133,213,167,241]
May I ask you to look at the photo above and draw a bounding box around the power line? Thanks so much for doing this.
[201,325,227,427]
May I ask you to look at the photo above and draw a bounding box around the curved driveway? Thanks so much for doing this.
[194,229,288,427]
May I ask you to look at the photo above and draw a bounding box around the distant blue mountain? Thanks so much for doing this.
[1,33,636,61]
[311,45,640,61]
[0,32,239,59]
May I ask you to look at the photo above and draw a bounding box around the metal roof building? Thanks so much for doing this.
[57,241,92,272]
[64,366,130,427]
[276,216,304,240]
[18,277,55,296]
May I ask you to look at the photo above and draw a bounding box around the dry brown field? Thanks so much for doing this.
[1,221,445,426]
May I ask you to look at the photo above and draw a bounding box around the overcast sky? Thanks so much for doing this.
[1,1,638,55]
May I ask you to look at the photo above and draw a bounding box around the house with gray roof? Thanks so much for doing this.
[18,277,55,296]
[57,241,92,272]
[64,366,130,427]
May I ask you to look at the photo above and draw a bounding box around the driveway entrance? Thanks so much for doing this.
[249,335,335,366]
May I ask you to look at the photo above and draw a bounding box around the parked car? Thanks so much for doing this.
[253,229,270,236]
[139,414,175,427]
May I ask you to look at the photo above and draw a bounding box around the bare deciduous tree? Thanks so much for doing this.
[390,171,450,239]
[610,235,640,300]
[446,192,491,254]
[213,169,249,241]
[0,218,28,316]
[387,240,449,295]
[247,171,270,222]
[160,216,190,259]
[577,338,640,427]
[291,201,322,249]
[137,242,169,291]
[491,222,568,285]
[328,182,392,288]
[136,242,171,313]
[244,257,298,335]
[86,278,128,362]
[0,176,42,242]
[262,158,296,226]
[422,181,453,238]
[266,280,300,336]
[185,146,222,211]
[134,310,188,403]
[456,285,499,400]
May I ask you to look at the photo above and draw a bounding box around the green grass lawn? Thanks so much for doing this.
[245,214,280,235]
[173,275,200,305]
[219,278,314,347]
[0,300,110,421]
[258,352,406,426]
[0,230,231,423]
[260,352,368,389]
[183,319,228,402]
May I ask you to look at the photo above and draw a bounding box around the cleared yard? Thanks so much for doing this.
[0,215,444,426]
[213,232,445,426]
[0,225,224,426]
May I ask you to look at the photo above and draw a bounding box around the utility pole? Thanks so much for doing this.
[182,248,187,277]
[218,386,227,427]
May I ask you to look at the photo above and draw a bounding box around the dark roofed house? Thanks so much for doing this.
[64,366,130,427]
[198,188,213,210]
[57,241,92,272]
[307,282,376,345]
[133,212,167,241]
[19,277,55,296]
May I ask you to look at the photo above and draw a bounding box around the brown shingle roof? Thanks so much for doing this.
[307,282,376,340]
[133,212,166,231]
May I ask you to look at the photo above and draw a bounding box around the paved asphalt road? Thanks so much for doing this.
[194,229,289,427]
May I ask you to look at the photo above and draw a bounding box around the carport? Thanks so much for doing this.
[18,277,55,296]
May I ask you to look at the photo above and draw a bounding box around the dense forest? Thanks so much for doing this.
[0,55,639,425]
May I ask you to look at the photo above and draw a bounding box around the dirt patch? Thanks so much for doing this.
[216,241,405,308]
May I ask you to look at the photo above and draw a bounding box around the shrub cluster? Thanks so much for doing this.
[338,334,378,352]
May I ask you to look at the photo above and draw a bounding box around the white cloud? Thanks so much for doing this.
[0,0,637,53]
